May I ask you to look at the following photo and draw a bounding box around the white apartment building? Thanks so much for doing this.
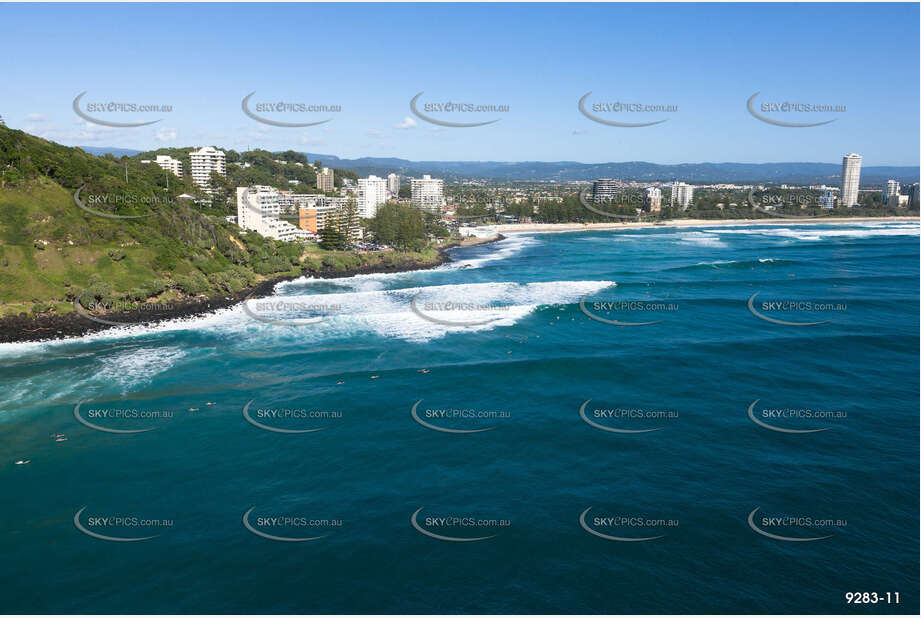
[236,186,311,242]
[840,153,862,207]
[316,196,360,239]
[190,146,226,193]
[592,178,619,203]
[317,167,334,192]
[411,174,445,213]
[279,192,341,227]
[670,181,694,209]
[145,155,183,177]
[313,197,353,232]
[819,190,836,209]
[645,187,663,212]
[357,175,387,218]
[883,179,900,203]
[387,173,400,197]
[282,193,360,239]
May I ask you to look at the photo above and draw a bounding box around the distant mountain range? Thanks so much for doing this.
[80,146,146,158]
[299,155,919,185]
[80,146,919,185]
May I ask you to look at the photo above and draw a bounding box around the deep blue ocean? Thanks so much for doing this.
[1,221,918,614]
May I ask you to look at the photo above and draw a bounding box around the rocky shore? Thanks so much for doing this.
[0,234,505,345]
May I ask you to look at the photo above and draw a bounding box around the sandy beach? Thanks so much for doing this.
[493,216,919,233]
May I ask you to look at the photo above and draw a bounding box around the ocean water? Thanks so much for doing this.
[1,222,918,614]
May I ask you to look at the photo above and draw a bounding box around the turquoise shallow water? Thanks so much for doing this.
[1,222,918,614]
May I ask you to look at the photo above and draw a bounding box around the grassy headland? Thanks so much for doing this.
[0,126,454,340]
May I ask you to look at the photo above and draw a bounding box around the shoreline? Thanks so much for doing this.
[494,216,919,233]
[0,234,505,346]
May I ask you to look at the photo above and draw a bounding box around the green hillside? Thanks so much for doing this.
[0,126,432,319]
[125,147,358,215]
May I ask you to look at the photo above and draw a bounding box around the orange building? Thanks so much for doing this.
[298,207,317,234]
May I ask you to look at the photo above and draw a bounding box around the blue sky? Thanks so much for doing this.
[1,2,918,165]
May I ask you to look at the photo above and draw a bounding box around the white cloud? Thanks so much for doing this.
[25,113,46,122]
[42,121,119,142]
[154,127,178,142]
[394,116,417,130]
[366,129,386,139]
[300,132,326,146]
[572,128,586,135]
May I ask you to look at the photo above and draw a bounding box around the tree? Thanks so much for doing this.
[424,212,449,238]
[318,226,347,250]
[366,202,427,249]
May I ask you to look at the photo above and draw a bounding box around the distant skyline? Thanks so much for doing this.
[1,3,918,166]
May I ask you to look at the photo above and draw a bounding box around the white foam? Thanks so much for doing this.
[676,231,728,248]
[703,223,920,241]
[277,272,395,294]
[443,235,537,269]
[231,279,617,343]
[95,346,187,391]
[273,237,535,296]
[0,280,617,350]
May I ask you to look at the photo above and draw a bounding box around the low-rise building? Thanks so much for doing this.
[236,186,311,242]
[275,191,360,240]
[143,154,183,177]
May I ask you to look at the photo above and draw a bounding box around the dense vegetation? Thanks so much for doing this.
[0,127,435,318]
[127,147,358,216]
[366,202,449,250]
